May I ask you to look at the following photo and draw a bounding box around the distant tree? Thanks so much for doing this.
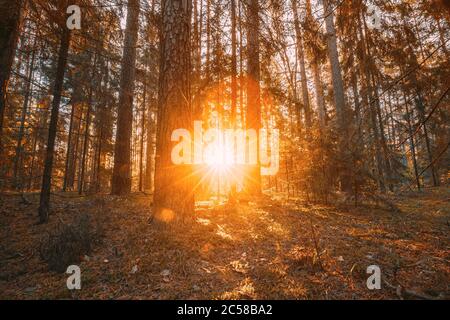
[38,5,71,223]
[291,0,311,130]
[244,0,262,195]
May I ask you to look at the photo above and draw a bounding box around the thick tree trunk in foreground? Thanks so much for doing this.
[153,0,194,221]
[244,0,262,195]
[38,28,71,223]
[0,0,22,154]
[111,0,140,195]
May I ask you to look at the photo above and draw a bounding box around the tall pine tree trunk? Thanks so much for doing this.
[13,35,36,190]
[229,0,238,202]
[323,0,351,192]
[404,92,421,191]
[145,105,154,192]
[79,54,97,194]
[291,0,311,130]
[415,93,438,186]
[244,0,262,195]
[111,0,140,195]
[206,0,211,81]
[305,0,325,127]
[0,0,22,154]
[79,87,93,194]
[153,0,194,221]
[139,83,146,192]
[38,27,71,223]
[312,60,326,127]
[238,0,245,127]
[63,93,77,192]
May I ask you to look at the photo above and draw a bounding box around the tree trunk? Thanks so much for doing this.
[305,0,325,127]
[312,60,326,127]
[323,0,351,192]
[153,0,194,221]
[63,92,76,192]
[111,0,140,195]
[372,75,394,192]
[192,0,202,119]
[139,83,146,192]
[229,0,238,202]
[206,0,211,81]
[0,0,22,153]
[145,104,154,192]
[94,126,103,192]
[238,0,245,127]
[72,104,83,190]
[415,93,438,186]
[13,35,36,190]
[79,83,93,194]
[357,21,385,192]
[404,92,421,191]
[79,54,98,194]
[291,0,311,129]
[244,0,262,195]
[401,16,439,187]
[38,28,71,223]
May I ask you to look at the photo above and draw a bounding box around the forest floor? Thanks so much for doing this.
[0,187,449,300]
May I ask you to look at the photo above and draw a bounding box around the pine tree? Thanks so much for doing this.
[111,0,140,195]
[153,0,194,221]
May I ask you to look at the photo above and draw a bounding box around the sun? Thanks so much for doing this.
[204,140,234,173]
[209,160,231,173]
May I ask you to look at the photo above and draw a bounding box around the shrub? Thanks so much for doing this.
[40,214,95,273]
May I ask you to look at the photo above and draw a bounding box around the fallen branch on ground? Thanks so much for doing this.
[383,278,446,300]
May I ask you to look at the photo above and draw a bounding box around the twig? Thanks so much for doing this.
[309,213,324,271]
[20,193,32,205]
[383,278,445,300]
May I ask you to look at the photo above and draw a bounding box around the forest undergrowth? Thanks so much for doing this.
[0,187,448,299]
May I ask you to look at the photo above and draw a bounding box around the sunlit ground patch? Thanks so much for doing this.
[196,217,211,226]
[220,277,256,299]
[155,208,175,223]
[229,259,250,274]
[216,224,233,240]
